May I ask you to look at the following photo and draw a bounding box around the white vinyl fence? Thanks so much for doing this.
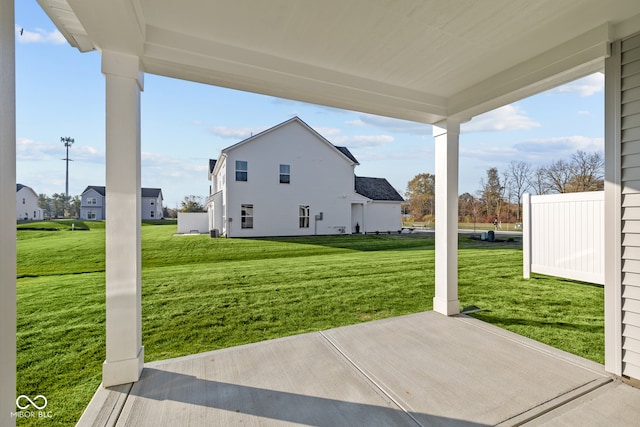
[177,212,209,234]
[523,191,604,285]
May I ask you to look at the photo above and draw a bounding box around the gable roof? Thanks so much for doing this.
[16,184,26,192]
[208,159,217,179]
[141,188,162,198]
[82,185,106,196]
[82,186,162,199]
[335,146,358,164]
[215,117,359,172]
[355,177,404,202]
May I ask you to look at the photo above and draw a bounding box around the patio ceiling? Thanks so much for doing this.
[37,0,640,123]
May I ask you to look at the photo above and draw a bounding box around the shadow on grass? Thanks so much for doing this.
[251,233,523,252]
[252,233,436,252]
[470,312,603,334]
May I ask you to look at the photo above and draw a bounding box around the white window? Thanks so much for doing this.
[88,211,96,220]
[280,164,290,184]
[236,160,248,181]
[22,198,25,204]
[299,205,310,228]
[241,204,253,229]
[87,197,97,205]
[150,211,155,218]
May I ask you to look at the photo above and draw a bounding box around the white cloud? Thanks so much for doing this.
[333,134,395,148]
[16,25,66,45]
[349,114,431,135]
[552,73,604,97]
[210,126,265,139]
[351,135,394,146]
[17,137,103,163]
[514,136,604,155]
[462,105,540,133]
[315,127,342,137]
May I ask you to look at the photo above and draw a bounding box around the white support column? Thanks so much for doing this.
[0,0,16,424]
[102,50,144,387]
[604,39,623,376]
[522,193,531,279]
[433,119,461,316]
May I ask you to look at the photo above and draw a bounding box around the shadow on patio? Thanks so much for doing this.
[77,312,640,426]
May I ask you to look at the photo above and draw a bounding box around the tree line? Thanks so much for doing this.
[34,193,205,219]
[404,149,604,224]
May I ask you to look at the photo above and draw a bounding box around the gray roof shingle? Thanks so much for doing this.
[355,177,404,202]
[82,186,162,198]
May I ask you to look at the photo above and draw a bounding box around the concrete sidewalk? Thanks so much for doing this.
[78,312,640,426]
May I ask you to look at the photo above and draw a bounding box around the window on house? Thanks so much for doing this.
[236,160,248,181]
[150,201,154,205]
[279,164,290,184]
[150,211,155,218]
[22,198,25,204]
[87,197,97,205]
[88,211,96,220]
[241,204,253,229]
[299,205,310,228]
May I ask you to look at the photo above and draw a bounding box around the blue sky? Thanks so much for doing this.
[16,1,604,209]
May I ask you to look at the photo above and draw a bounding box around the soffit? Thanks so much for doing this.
[37,0,640,123]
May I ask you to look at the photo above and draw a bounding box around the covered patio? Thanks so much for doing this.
[3,0,640,425]
[78,312,640,426]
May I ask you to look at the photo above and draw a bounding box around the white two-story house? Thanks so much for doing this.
[207,117,403,237]
[16,184,43,220]
[80,186,164,220]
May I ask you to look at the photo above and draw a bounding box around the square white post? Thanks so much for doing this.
[604,40,623,376]
[101,50,144,387]
[433,119,460,316]
[0,0,16,424]
[522,193,531,279]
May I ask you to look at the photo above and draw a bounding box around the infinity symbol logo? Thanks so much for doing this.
[16,395,48,410]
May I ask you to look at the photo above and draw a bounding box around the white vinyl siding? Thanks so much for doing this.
[621,32,640,379]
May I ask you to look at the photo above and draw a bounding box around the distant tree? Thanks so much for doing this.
[567,150,604,192]
[163,206,177,218]
[405,173,435,221]
[50,193,70,218]
[458,192,481,227]
[507,161,531,222]
[69,196,81,218]
[180,195,205,212]
[545,159,573,193]
[478,167,504,221]
[529,166,551,195]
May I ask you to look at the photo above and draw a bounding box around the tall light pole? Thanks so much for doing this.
[61,136,74,199]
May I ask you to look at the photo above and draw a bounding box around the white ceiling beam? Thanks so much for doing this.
[64,0,145,55]
[142,26,448,123]
[448,23,611,121]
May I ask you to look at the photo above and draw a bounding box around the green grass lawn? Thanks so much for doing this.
[15,222,603,426]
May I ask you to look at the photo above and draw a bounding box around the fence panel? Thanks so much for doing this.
[523,191,604,285]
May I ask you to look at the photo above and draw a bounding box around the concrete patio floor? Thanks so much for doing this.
[77,312,640,426]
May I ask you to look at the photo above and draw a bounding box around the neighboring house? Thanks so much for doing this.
[80,185,106,220]
[16,184,43,220]
[141,188,164,220]
[207,117,403,237]
[80,186,164,220]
